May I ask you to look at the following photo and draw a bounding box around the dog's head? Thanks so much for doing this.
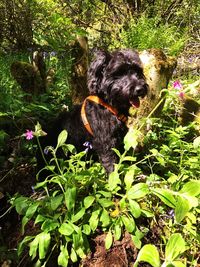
[87,49,148,115]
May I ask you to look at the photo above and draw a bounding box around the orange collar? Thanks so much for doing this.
[81,95,127,136]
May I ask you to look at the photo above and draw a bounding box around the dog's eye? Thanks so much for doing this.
[111,64,131,77]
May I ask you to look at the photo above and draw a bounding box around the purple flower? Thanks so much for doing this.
[44,147,50,155]
[25,130,34,140]
[83,141,92,152]
[173,80,183,90]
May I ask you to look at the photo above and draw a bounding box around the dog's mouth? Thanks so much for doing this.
[130,97,140,108]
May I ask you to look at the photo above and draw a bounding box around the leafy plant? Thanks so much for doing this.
[117,16,187,55]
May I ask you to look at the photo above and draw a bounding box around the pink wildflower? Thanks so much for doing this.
[178,91,185,100]
[173,80,183,90]
[25,130,34,140]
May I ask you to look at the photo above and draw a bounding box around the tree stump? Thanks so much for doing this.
[129,49,177,124]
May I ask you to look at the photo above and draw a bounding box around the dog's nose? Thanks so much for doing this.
[135,85,148,97]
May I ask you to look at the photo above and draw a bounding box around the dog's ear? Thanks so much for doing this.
[87,50,111,95]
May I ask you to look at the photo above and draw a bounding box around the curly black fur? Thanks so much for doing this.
[38,49,148,174]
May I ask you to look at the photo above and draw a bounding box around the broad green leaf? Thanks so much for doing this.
[41,219,59,232]
[22,216,30,235]
[83,196,95,209]
[105,231,113,249]
[132,235,142,249]
[65,187,76,211]
[165,233,186,262]
[108,171,121,191]
[170,261,186,267]
[124,169,135,190]
[100,209,110,227]
[175,196,190,223]
[193,136,200,148]
[180,180,200,197]
[124,129,140,151]
[82,224,91,235]
[72,230,83,250]
[70,247,78,263]
[35,214,46,225]
[50,194,63,211]
[129,199,141,218]
[75,247,86,258]
[26,202,40,218]
[98,198,114,208]
[141,209,154,217]
[56,130,68,149]
[18,236,34,257]
[153,188,176,208]
[114,224,122,241]
[29,235,39,260]
[134,244,160,267]
[121,216,135,233]
[127,183,149,199]
[89,210,100,231]
[58,245,69,267]
[14,196,29,215]
[72,208,85,223]
[38,232,51,260]
[59,223,74,236]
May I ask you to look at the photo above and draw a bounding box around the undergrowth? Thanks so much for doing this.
[9,83,200,267]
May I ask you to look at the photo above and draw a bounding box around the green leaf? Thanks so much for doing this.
[165,233,186,262]
[175,196,190,223]
[37,232,51,260]
[129,199,141,218]
[13,196,29,215]
[180,180,200,197]
[124,169,135,190]
[170,261,186,267]
[26,202,40,218]
[100,209,110,227]
[134,244,160,267]
[59,223,74,236]
[34,214,46,225]
[89,210,100,231]
[41,219,59,232]
[50,194,63,211]
[193,136,200,148]
[105,231,113,250]
[124,129,140,151]
[132,235,142,249]
[65,187,76,211]
[71,208,86,223]
[70,247,78,263]
[58,245,69,267]
[127,183,149,199]
[153,188,176,208]
[121,216,135,233]
[22,216,30,235]
[18,236,34,257]
[98,198,114,208]
[114,224,122,241]
[83,196,95,209]
[108,171,121,191]
[82,224,91,235]
[72,230,83,250]
[56,130,68,149]
[29,235,39,260]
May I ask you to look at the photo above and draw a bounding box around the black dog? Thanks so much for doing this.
[38,49,148,174]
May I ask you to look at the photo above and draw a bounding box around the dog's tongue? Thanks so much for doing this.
[130,98,140,108]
